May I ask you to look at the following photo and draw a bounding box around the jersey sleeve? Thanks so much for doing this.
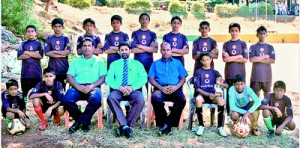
[261,93,271,105]
[178,61,188,79]
[285,97,293,117]
[192,40,198,58]
[17,92,25,111]
[1,92,10,110]
[193,70,201,89]
[124,33,130,44]
[38,41,44,58]
[151,31,157,43]
[65,36,71,51]
[17,42,24,57]
[44,37,51,54]
[212,39,217,50]
[148,62,156,77]
[103,34,110,51]
[29,82,41,98]
[242,41,248,59]
[56,82,65,102]
[76,36,83,51]
[269,45,275,60]
[182,35,189,49]
[222,42,229,54]
[162,34,167,43]
[249,44,256,58]
[130,31,138,48]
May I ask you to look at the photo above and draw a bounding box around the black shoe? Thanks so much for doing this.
[165,126,173,135]
[158,124,168,136]
[267,130,275,138]
[69,122,81,134]
[114,126,124,137]
[81,124,90,133]
[123,127,133,138]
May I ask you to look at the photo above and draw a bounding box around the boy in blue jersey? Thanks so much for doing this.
[249,26,275,97]
[77,18,102,55]
[131,13,158,72]
[192,21,218,72]
[193,52,228,137]
[163,16,189,65]
[17,25,43,100]
[103,15,129,69]
[45,18,71,89]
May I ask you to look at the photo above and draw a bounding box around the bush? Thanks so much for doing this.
[153,1,161,9]
[168,0,187,13]
[206,0,225,8]
[2,0,41,36]
[191,2,205,13]
[124,0,152,10]
[258,3,273,15]
[58,0,67,4]
[99,0,108,6]
[192,12,206,19]
[108,0,125,7]
[67,0,92,9]
[215,3,239,17]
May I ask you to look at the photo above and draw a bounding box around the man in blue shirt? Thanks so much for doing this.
[148,42,188,136]
[106,42,147,138]
[62,37,106,134]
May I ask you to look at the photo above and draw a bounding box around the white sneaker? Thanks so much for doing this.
[226,116,231,125]
[196,126,205,136]
[218,127,228,137]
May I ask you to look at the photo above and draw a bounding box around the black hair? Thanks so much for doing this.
[118,42,131,49]
[256,26,267,34]
[200,21,210,27]
[139,13,150,21]
[229,23,241,31]
[83,18,96,26]
[200,52,211,60]
[171,16,182,24]
[51,18,64,27]
[233,75,245,83]
[111,15,122,24]
[26,25,37,32]
[6,79,19,89]
[82,37,95,46]
[43,67,56,75]
[273,81,286,91]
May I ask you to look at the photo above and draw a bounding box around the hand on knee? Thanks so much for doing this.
[6,112,15,120]
[262,109,271,118]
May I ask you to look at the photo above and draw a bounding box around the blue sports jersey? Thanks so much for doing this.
[77,34,101,54]
[194,67,222,94]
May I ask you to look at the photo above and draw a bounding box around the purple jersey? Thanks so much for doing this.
[194,67,222,94]
[17,40,44,78]
[192,37,217,71]
[261,93,293,118]
[163,32,189,64]
[77,34,101,53]
[44,35,71,75]
[29,81,64,102]
[223,40,248,80]
[103,31,129,68]
[1,91,25,111]
[131,29,157,71]
[249,43,275,82]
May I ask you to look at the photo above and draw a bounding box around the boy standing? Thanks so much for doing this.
[29,68,65,131]
[249,26,275,97]
[45,18,71,89]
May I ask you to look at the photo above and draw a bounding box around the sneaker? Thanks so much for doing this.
[165,126,173,135]
[53,114,60,126]
[252,127,261,136]
[196,126,205,136]
[218,127,228,137]
[123,126,133,138]
[158,124,168,136]
[267,130,275,138]
[39,120,48,131]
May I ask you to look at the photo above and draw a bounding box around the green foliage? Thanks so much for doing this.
[258,3,273,15]
[99,0,108,6]
[2,0,41,35]
[153,1,161,9]
[206,0,225,7]
[58,0,67,4]
[124,0,152,10]
[239,5,250,17]
[168,0,187,13]
[191,2,205,13]
[107,0,125,7]
[215,3,239,17]
[67,0,92,9]
[192,12,206,19]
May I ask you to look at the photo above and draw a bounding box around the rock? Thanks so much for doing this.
[37,30,53,40]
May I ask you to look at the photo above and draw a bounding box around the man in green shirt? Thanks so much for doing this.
[229,75,261,136]
[106,42,147,138]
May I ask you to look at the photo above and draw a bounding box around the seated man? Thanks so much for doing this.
[229,75,261,136]
[106,42,147,138]
[62,37,106,134]
[148,42,188,136]
[193,52,228,137]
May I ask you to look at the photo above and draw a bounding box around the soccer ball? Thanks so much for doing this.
[233,122,250,138]
[7,119,26,135]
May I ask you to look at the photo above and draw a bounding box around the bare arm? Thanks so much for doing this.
[29,92,48,99]
[232,58,248,63]
[49,101,61,110]
[259,58,275,64]
[172,46,189,55]
[17,54,31,60]
[222,53,243,62]
[52,50,71,57]
[249,55,269,62]
[24,51,42,59]
[131,47,146,53]
[104,46,119,54]
[94,43,103,54]
[45,51,65,58]
[136,44,158,53]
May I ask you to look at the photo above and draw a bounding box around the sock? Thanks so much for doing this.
[196,107,204,126]
[34,105,46,122]
[263,117,274,131]
[217,105,225,128]
[5,117,12,124]
[54,111,60,121]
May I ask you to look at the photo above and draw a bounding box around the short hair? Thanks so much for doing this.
[200,52,211,60]
[118,42,131,49]
[83,18,96,26]
[171,16,182,24]
[256,26,267,33]
[111,15,122,24]
[233,75,245,83]
[160,42,171,50]
[139,13,150,21]
[229,23,241,31]
[26,25,37,32]
[43,67,56,75]
[6,79,19,89]
[273,81,286,91]
[82,37,95,46]
[51,18,64,27]
[200,21,210,27]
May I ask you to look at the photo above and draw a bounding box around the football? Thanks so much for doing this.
[233,122,250,138]
[7,119,26,135]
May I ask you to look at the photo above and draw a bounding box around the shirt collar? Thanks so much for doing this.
[160,57,173,62]
[80,55,97,60]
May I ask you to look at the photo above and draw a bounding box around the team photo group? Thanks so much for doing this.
[2,12,296,139]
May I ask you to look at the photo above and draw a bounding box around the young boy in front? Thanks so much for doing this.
[2,79,31,129]
[229,75,261,136]
[17,25,43,100]
[260,81,295,138]
[131,13,158,72]
[193,52,228,137]
[45,18,71,89]
[77,18,102,55]
[29,68,65,131]
[103,15,129,69]
[222,23,248,122]
[249,26,275,98]
[192,21,218,72]
[162,16,189,66]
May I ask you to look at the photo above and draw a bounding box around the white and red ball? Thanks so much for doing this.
[233,122,250,138]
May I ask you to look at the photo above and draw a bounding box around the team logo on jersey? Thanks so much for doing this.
[260,48,264,52]
[48,90,52,95]
[232,45,237,49]
[275,102,279,107]
[114,41,119,46]
[203,42,207,46]
[232,50,236,55]
[172,42,177,47]
[30,46,33,51]
[142,35,146,39]
[173,37,177,42]
[12,104,15,109]
[259,48,264,56]
[67,43,71,47]
[115,36,119,41]
[55,45,60,50]
[56,40,60,45]
[205,74,210,83]
[202,47,208,51]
